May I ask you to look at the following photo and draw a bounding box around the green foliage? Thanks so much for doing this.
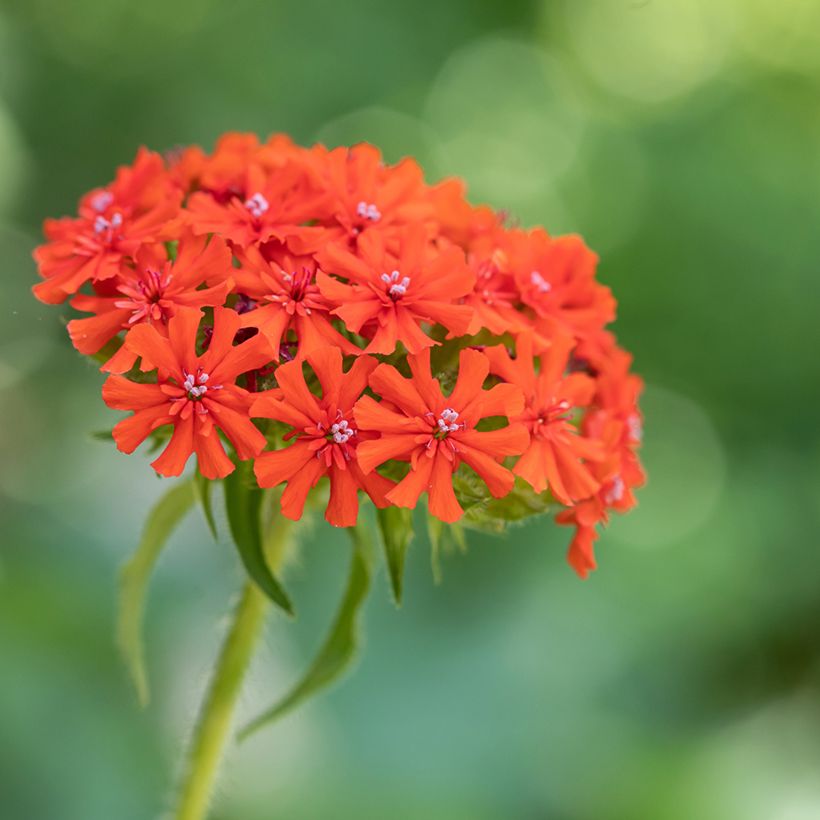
[117,479,196,706]
[193,471,218,540]
[223,460,294,616]
[453,471,553,533]
[376,506,414,605]
[238,521,375,740]
[426,515,467,584]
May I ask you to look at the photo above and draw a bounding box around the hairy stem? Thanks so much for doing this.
[172,582,267,820]
[172,517,292,820]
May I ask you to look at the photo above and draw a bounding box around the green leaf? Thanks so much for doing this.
[376,506,414,605]
[426,515,466,584]
[194,471,218,540]
[238,522,374,740]
[453,472,553,533]
[117,479,196,706]
[223,460,294,616]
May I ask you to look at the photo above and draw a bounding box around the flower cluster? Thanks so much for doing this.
[33,133,644,576]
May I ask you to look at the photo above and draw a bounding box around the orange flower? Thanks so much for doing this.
[186,161,328,250]
[556,343,645,578]
[508,229,616,343]
[289,143,434,254]
[68,232,233,372]
[232,245,358,361]
[461,229,536,340]
[316,226,475,354]
[252,347,394,527]
[428,177,499,249]
[485,332,603,505]
[102,307,271,479]
[34,134,644,577]
[354,349,528,522]
[33,149,181,304]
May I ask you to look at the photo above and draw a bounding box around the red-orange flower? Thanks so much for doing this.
[461,228,535,340]
[33,149,181,304]
[102,307,271,479]
[186,161,327,250]
[354,349,528,522]
[485,332,603,505]
[508,229,616,344]
[33,133,644,579]
[233,245,358,361]
[68,232,233,372]
[316,227,474,354]
[555,343,645,578]
[289,143,434,253]
[252,347,394,526]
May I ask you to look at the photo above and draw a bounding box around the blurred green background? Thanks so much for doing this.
[2,1,820,818]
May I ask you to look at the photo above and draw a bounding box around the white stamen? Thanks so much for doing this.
[329,417,355,444]
[244,192,269,218]
[380,269,410,298]
[182,369,220,401]
[436,407,461,434]
[93,212,123,235]
[530,270,551,293]
[628,414,643,443]
[604,475,625,504]
[91,191,114,212]
[356,201,381,221]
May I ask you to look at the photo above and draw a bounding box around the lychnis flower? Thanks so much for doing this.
[355,348,529,522]
[252,347,394,526]
[103,307,271,479]
[485,331,603,505]
[316,226,474,354]
[68,232,233,372]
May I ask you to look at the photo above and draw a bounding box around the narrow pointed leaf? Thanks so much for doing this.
[223,460,294,616]
[117,479,196,706]
[238,522,374,740]
[376,506,414,605]
[194,471,218,540]
[426,515,466,584]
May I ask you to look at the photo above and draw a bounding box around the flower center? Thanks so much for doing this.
[115,270,174,324]
[91,191,114,212]
[381,270,410,300]
[244,192,269,218]
[182,368,220,400]
[282,268,313,303]
[93,212,123,241]
[356,201,381,222]
[532,399,572,431]
[328,416,355,444]
[530,270,551,294]
[435,407,461,437]
[604,474,625,504]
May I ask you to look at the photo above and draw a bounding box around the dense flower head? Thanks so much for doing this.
[34,133,645,576]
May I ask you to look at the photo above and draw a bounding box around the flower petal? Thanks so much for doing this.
[151,415,195,477]
[386,451,434,510]
[427,451,463,522]
[102,375,166,411]
[255,441,315,488]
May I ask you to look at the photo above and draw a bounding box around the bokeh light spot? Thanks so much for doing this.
[607,385,726,549]
[425,37,585,208]
[562,0,736,105]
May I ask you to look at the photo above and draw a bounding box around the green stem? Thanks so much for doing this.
[173,581,268,820]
